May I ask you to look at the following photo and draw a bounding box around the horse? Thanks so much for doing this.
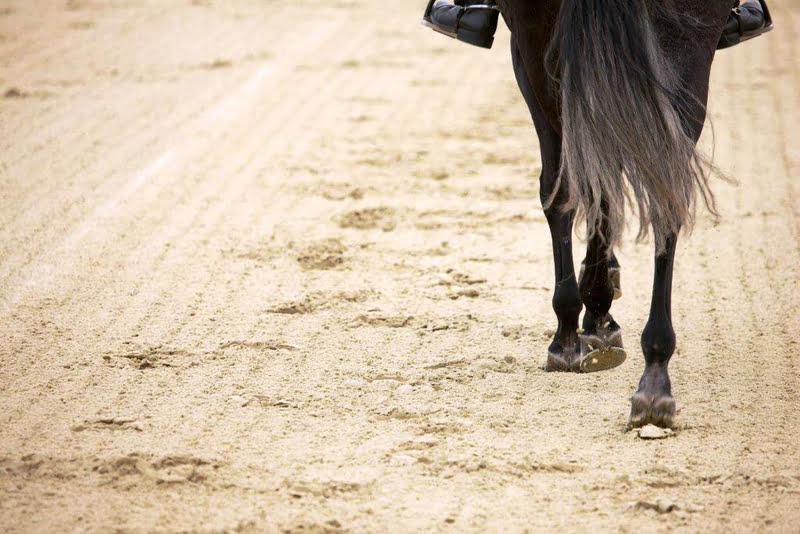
[495,0,733,428]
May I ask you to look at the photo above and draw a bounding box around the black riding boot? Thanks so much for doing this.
[718,0,773,50]
[422,0,500,49]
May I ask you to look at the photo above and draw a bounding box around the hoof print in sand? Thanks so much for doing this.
[336,207,396,232]
[501,324,550,340]
[0,454,217,488]
[319,183,365,201]
[296,238,347,270]
[634,500,680,514]
[349,313,413,328]
[98,454,218,486]
[103,346,195,369]
[418,314,475,333]
[267,290,374,315]
[435,270,487,288]
[448,288,480,299]
[71,417,145,432]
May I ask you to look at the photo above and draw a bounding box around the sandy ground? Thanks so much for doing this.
[0,0,798,532]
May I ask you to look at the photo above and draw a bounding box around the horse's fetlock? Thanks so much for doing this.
[641,322,676,361]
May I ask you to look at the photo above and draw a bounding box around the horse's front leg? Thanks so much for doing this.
[629,233,679,428]
[578,217,627,373]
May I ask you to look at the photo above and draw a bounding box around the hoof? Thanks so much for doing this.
[579,322,625,373]
[545,346,581,372]
[629,391,676,428]
[580,346,626,373]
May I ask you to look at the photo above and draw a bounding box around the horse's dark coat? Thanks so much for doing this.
[498,0,732,426]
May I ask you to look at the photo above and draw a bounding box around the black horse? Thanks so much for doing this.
[497,0,733,428]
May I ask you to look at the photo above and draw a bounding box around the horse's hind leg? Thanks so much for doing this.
[511,39,582,372]
[578,219,627,373]
[629,233,679,428]
[629,24,716,425]
[579,252,622,300]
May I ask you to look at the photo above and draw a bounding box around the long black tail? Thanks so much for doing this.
[546,0,714,250]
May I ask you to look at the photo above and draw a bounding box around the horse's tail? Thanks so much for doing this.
[546,0,714,251]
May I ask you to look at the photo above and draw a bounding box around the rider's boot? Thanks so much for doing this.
[718,0,773,50]
[421,1,773,52]
[422,0,500,49]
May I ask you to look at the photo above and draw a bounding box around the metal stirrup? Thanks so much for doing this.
[463,4,500,10]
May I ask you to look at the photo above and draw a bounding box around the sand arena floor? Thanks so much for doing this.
[0,0,798,532]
